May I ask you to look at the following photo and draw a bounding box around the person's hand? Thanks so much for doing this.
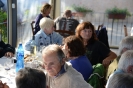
[0,80,9,88]
[5,52,14,57]
[3,83,9,88]
[0,80,3,88]
[102,58,111,67]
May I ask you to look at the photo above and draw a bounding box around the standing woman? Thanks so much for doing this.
[75,21,117,67]
[34,3,52,34]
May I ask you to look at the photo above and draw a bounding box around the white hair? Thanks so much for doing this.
[118,36,133,55]
[39,17,54,30]
[118,50,133,72]
[108,73,133,88]
[42,44,65,63]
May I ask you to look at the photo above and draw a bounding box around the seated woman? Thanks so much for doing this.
[0,40,15,58]
[75,21,117,67]
[62,35,93,81]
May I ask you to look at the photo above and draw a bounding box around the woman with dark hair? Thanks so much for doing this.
[75,21,117,67]
[34,3,52,34]
[62,35,93,81]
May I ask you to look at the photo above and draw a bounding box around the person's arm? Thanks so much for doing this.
[5,52,14,57]
[53,32,63,45]
[34,14,43,34]
[1,41,15,57]
[102,51,117,67]
[25,40,32,51]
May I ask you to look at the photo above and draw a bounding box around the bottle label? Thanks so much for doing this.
[30,45,36,55]
[16,52,24,60]
[16,60,24,72]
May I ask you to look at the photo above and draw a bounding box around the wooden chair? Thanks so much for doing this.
[31,21,35,35]
[124,25,128,37]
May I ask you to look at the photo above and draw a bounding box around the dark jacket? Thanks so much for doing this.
[34,13,51,34]
[0,41,15,58]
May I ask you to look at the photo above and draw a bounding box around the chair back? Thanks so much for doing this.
[54,17,79,37]
[124,25,128,37]
[55,18,79,32]
[31,21,35,35]
[54,30,75,37]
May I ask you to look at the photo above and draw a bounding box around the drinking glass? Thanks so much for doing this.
[3,58,14,84]
[4,58,14,72]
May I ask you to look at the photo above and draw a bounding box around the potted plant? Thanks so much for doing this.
[71,4,93,17]
[0,10,7,42]
[106,7,131,19]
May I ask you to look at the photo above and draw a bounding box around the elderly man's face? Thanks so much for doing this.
[42,52,63,77]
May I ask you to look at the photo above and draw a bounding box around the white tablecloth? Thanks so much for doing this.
[0,56,16,88]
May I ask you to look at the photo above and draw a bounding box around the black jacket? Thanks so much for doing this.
[0,41,15,58]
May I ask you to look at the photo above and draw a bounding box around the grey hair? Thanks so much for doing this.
[118,50,133,72]
[42,44,65,63]
[16,67,46,88]
[118,36,133,55]
[107,73,133,88]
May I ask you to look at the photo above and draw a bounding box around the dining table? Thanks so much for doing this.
[0,56,16,88]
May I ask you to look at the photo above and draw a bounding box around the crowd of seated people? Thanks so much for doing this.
[2,5,133,87]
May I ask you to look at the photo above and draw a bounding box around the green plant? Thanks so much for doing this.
[72,4,93,13]
[0,10,7,42]
[106,7,131,16]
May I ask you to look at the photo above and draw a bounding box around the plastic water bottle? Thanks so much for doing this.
[30,35,36,55]
[16,43,24,72]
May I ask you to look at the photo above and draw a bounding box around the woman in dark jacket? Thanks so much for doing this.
[34,3,52,34]
[0,40,15,58]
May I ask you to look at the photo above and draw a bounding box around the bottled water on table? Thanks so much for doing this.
[16,43,24,72]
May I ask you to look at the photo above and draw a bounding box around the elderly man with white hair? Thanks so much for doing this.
[25,17,63,51]
[106,36,133,80]
[107,73,133,88]
[106,50,133,87]
[42,44,93,88]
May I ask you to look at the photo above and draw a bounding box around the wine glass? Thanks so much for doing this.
[4,58,14,75]
[3,58,14,84]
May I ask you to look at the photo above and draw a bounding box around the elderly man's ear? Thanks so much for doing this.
[61,58,66,65]
[127,65,133,74]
